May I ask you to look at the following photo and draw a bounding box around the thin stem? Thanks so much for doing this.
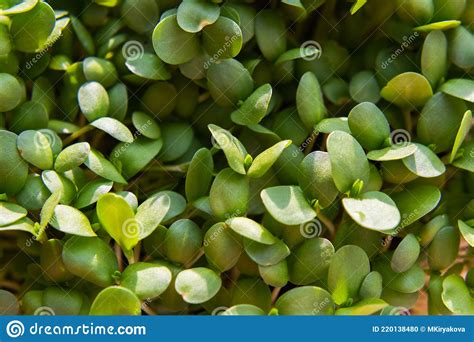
[142,303,157,316]
[115,243,124,272]
[63,125,94,145]
[271,287,281,304]
[0,280,21,292]
[316,209,336,238]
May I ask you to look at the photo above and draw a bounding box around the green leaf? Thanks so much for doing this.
[83,57,118,88]
[349,71,380,104]
[402,143,446,178]
[275,286,334,315]
[0,202,27,226]
[296,72,326,129]
[62,236,118,287]
[208,124,247,174]
[221,304,265,316]
[441,275,474,314]
[40,191,61,230]
[0,217,35,234]
[259,260,289,288]
[391,234,420,273]
[54,142,90,173]
[121,262,172,300]
[328,245,370,305]
[158,122,194,162]
[91,117,133,143]
[288,238,334,285]
[230,84,272,126]
[0,0,38,15]
[275,46,320,64]
[359,271,383,299]
[209,168,249,219]
[348,102,390,150]
[78,81,109,122]
[152,14,200,65]
[74,179,113,209]
[342,191,400,232]
[315,118,351,134]
[417,92,467,153]
[298,151,339,208]
[0,289,19,315]
[10,2,55,53]
[70,16,95,55]
[367,144,417,161]
[175,267,222,304]
[131,111,161,139]
[247,140,291,178]
[450,110,472,163]
[350,0,367,14]
[90,286,141,315]
[204,222,243,272]
[335,298,388,315]
[458,220,474,247]
[50,205,96,237]
[41,170,76,205]
[421,30,447,87]
[136,193,171,240]
[110,137,163,180]
[0,131,27,195]
[373,257,425,293]
[206,58,254,107]
[202,17,242,59]
[380,72,433,108]
[97,193,138,251]
[260,186,316,225]
[176,0,220,33]
[226,217,276,245]
[125,53,171,81]
[415,20,461,32]
[452,140,474,172]
[17,130,53,169]
[85,148,127,184]
[448,26,474,70]
[390,184,441,229]
[426,226,459,270]
[185,148,214,202]
[0,74,24,112]
[164,219,202,265]
[327,131,370,193]
[244,238,290,266]
[255,10,286,61]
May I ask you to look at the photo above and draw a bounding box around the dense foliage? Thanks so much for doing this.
[0,0,473,315]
